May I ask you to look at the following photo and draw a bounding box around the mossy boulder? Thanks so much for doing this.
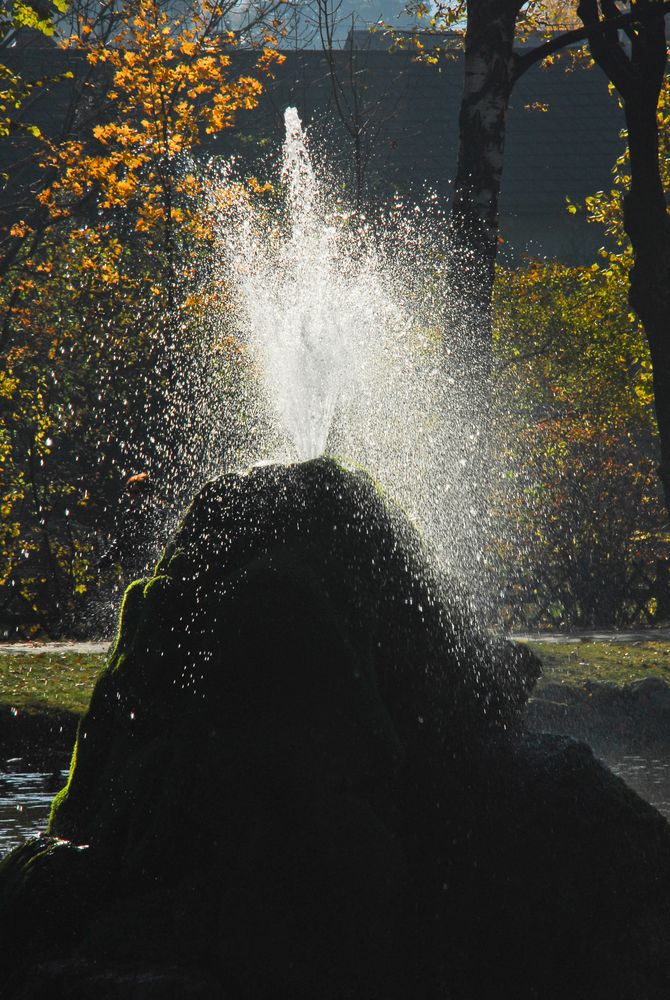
[49,458,537,844]
[1,458,669,999]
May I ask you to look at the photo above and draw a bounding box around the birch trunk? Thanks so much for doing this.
[449,0,523,372]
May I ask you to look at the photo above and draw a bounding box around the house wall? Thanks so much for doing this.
[1,39,625,263]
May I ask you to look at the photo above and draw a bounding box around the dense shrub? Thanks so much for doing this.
[492,261,666,629]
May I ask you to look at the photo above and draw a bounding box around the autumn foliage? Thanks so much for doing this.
[39,1,274,236]
[1,3,667,635]
[0,0,280,636]
[493,258,666,628]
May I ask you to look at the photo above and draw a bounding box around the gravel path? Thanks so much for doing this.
[512,630,670,644]
[3,631,670,655]
[0,641,111,656]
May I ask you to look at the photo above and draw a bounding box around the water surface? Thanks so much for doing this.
[0,760,68,859]
[606,754,670,820]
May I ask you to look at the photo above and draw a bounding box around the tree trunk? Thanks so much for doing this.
[449,0,522,372]
[577,0,670,511]
[623,94,670,508]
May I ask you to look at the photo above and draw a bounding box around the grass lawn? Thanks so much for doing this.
[526,640,670,689]
[1,641,670,718]
[0,652,107,716]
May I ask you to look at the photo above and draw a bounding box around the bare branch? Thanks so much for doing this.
[513,0,670,84]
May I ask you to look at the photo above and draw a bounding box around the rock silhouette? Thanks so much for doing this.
[1,458,669,999]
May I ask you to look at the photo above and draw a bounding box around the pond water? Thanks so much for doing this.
[1,753,669,860]
[606,754,670,820]
[0,759,68,859]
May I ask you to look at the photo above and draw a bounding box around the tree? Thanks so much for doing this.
[0,1,69,142]
[492,258,665,627]
[0,236,149,636]
[315,0,402,206]
[0,0,287,280]
[575,0,670,512]
[0,0,281,635]
[38,0,277,297]
[34,0,281,459]
[401,1,669,362]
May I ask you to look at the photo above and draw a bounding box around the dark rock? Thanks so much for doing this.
[0,705,78,770]
[1,458,668,999]
[528,674,670,751]
[539,680,588,705]
[440,734,670,1000]
[6,959,227,999]
[629,675,670,710]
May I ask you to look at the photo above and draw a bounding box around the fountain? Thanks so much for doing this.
[205,109,493,598]
[1,111,670,999]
